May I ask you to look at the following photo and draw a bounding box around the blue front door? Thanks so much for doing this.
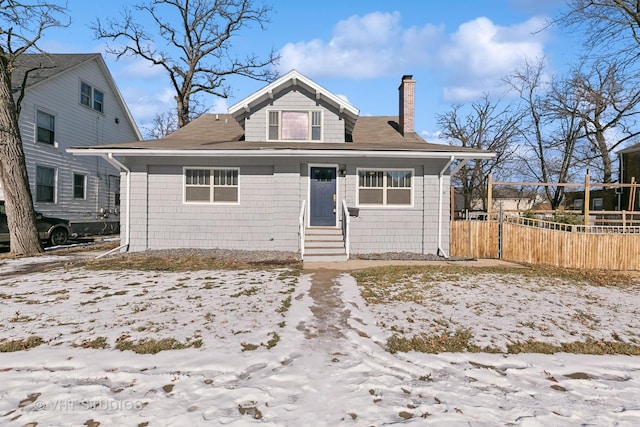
[310,167,336,226]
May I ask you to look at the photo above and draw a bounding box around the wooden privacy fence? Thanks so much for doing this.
[451,217,640,270]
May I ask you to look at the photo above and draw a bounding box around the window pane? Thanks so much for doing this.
[185,187,210,202]
[213,169,238,186]
[311,111,321,140]
[213,187,238,202]
[73,174,85,199]
[359,189,383,204]
[359,170,383,187]
[186,169,209,185]
[281,111,308,140]
[387,189,411,205]
[268,111,279,140]
[36,110,54,145]
[388,170,412,188]
[93,90,104,112]
[36,166,55,202]
[80,82,91,106]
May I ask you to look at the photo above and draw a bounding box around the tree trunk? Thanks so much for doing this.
[0,57,43,255]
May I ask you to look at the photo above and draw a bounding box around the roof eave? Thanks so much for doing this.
[68,147,495,160]
[228,70,360,119]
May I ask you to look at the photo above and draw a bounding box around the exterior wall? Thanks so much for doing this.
[244,87,345,143]
[15,58,139,232]
[121,156,451,256]
[340,158,450,255]
[124,157,302,252]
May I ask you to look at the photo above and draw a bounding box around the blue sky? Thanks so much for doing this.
[41,0,576,139]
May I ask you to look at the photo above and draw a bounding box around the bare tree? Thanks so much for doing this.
[560,0,640,63]
[93,0,279,128]
[0,1,68,255]
[143,110,178,139]
[437,96,523,211]
[565,61,640,183]
[506,58,583,208]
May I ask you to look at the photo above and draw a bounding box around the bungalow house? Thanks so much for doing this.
[8,53,141,235]
[69,71,493,261]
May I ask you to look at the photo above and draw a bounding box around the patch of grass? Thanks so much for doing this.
[74,336,109,349]
[0,336,43,352]
[266,332,280,349]
[84,255,302,272]
[241,342,259,352]
[115,338,198,354]
[230,286,260,298]
[507,338,640,355]
[387,329,486,354]
[353,264,637,296]
[277,270,300,280]
[276,295,291,315]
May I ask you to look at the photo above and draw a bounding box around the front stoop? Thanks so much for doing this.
[303,227,347,262]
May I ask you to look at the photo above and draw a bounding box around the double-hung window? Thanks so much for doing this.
[80,81,104,113]
[184,168,239,203]
[36,110,55,145]
[267,111,322,141]
[36,166,56,203]
[358,169,413,206]
[73,173,86,199]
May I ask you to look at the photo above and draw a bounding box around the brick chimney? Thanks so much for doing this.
[398,74,415,137]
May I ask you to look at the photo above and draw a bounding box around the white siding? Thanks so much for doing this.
[16,58,139,231]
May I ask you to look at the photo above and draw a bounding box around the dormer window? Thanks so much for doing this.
[268,110,322,141]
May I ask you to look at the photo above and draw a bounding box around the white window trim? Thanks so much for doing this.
[34,107,58,148]
[35,164,58,204]
[356,168,414,208]
[183,167,240,205]
[79,80,105,114]
[73,172,87,200]
[266,109,323,142]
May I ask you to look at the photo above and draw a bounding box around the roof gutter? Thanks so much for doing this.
[95,153,131,258]
[67,147,496,160]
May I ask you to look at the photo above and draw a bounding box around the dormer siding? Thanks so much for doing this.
[243,87,346,143]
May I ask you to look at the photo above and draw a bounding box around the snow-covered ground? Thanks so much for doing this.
[0,255,639,426]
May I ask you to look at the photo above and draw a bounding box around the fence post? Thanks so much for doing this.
[487,173,493,217]
[498,203,503,260]
[584,172,590,227]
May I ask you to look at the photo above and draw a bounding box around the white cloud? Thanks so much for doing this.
[207,97,229,114]
[436,16,547,102]
[279,12,549,103]
[278,11,441,79]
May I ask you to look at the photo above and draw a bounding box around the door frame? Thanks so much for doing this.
[307,163,339,227]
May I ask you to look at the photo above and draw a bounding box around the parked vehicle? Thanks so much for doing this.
[0,201,71,246]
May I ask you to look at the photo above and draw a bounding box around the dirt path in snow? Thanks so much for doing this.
[303,269,351,340]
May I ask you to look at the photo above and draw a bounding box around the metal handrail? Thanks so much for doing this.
[299,200,306,259]
[341,199,350,259]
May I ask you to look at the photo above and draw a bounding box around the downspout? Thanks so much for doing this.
[437,156,455,258]
[96,153,131,258]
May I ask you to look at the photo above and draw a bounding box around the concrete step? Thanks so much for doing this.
[305,239,345,248]
[305,235,344,244]
[304,246,345,255]
[304,254,348,262]
[305,227,342,236]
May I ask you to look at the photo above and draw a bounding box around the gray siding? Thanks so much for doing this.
[244,87,345,143]
[15,58,139,228]
[122,156,451,256]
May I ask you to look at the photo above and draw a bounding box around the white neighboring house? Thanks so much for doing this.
[8,53,141,235]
